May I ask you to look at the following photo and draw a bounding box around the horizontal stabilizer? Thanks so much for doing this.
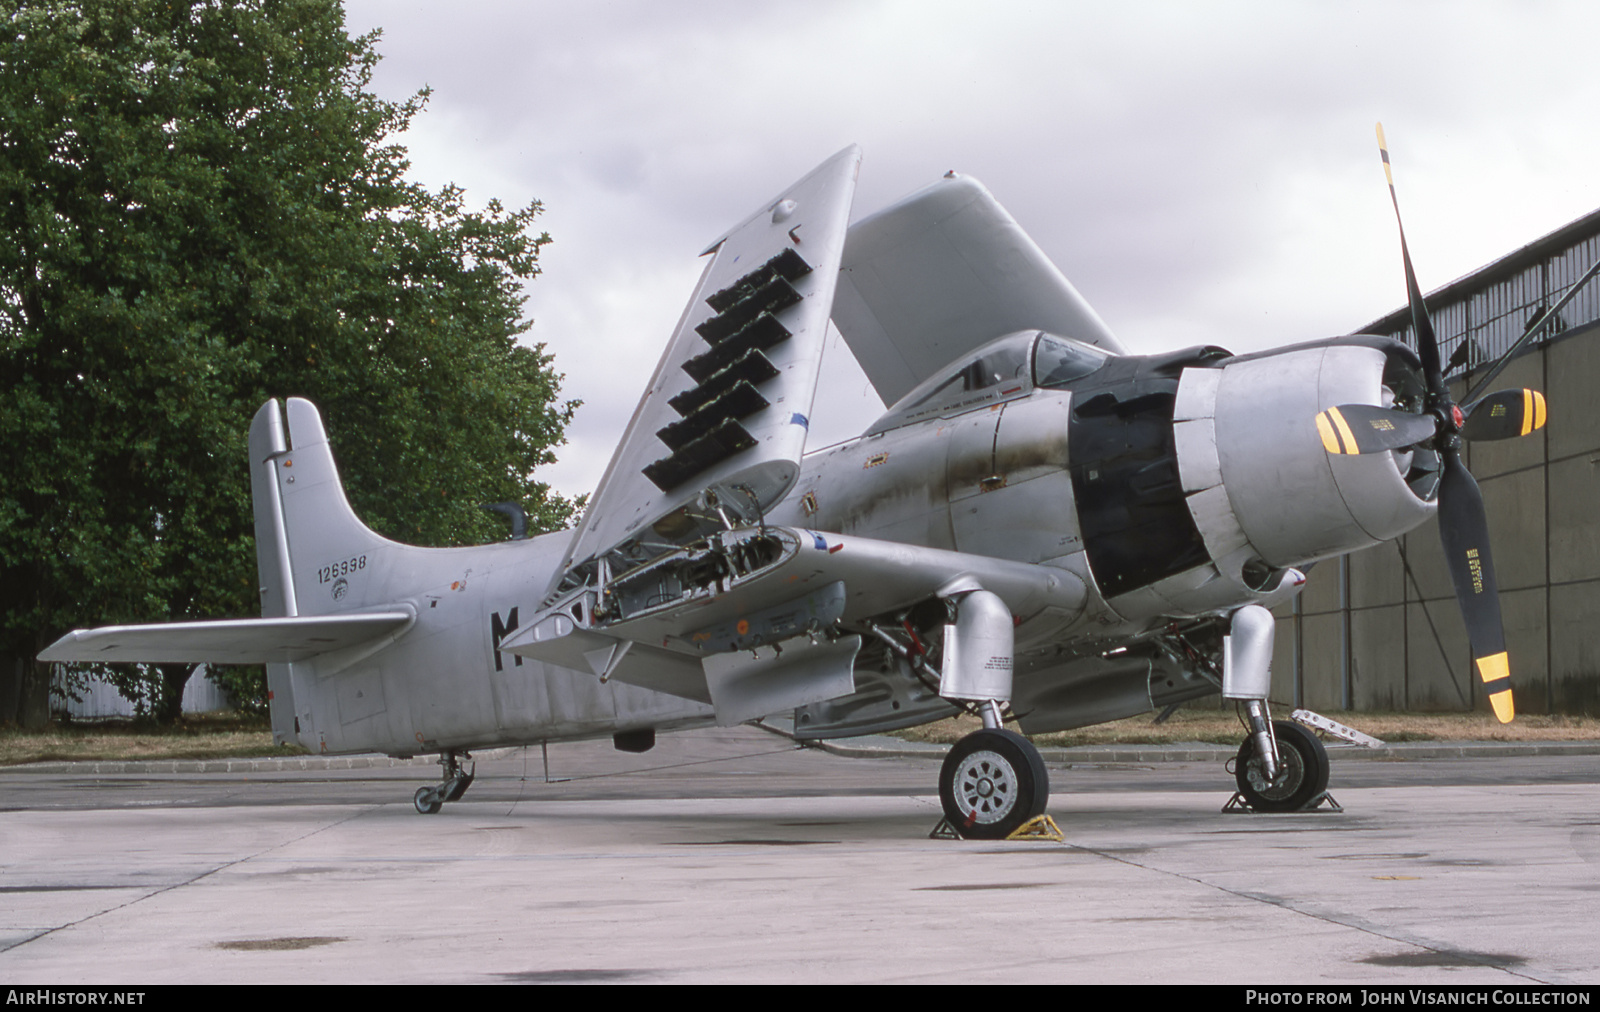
[38,611,413,665]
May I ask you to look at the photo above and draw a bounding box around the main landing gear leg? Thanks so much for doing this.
[932,584,1053,839]
[1219,605,1332,812]
[413,749,475,815]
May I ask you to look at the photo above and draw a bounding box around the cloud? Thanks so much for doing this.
[342,0,1600,499]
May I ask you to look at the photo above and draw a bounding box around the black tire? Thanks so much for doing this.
[939,728,1050,839]
[1234,720,1330,812]
[413,786,443,815]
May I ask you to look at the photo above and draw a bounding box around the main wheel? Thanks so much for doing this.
[1234,720,1329,812]
[939,728,1050,839]
[413,786,443,815]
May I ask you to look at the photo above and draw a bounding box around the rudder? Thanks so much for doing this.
[248,400,296,620]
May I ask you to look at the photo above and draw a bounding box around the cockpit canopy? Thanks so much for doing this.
[1034,331,1112,389]
[866,329,1112,434]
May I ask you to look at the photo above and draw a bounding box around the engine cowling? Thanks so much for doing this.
[1176,338,1435,571]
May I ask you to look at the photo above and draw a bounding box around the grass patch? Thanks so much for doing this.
[7,707,1597,766]
[893,709,1600,748]
[0,712,306,766]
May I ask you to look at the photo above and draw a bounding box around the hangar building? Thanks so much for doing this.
[1271,208,1600,716]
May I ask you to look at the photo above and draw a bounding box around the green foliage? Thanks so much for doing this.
[0,1,578,718]
[206,664,268,718]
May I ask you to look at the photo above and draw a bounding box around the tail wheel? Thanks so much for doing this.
[939,728,1050,839]
[1234,720,1330,812]
[413,786,443,815]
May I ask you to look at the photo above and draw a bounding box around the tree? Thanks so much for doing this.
[0,0,578,725]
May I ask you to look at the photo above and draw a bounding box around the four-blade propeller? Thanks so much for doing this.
[1317,124,1572,723]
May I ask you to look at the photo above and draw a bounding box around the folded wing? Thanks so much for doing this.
[549,145,862,597]
[833,173,1123,406]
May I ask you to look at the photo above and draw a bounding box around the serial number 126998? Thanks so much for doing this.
[318,555,367,584]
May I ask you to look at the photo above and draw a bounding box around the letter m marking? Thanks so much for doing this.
[491,608,522,671]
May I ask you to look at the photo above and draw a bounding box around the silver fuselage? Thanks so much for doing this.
[283,333,1435,755]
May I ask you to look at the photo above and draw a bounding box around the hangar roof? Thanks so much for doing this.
[1357,206,1600,379]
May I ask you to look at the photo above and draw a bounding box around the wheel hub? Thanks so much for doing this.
[1244,742,1306,800]
[951,749,1018,824]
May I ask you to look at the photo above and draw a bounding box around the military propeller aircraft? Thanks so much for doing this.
[43,129,1564,837]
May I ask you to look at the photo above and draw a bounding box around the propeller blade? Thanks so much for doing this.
[1461,388,1548,442]
[1435,450,1514,722]
[1315,404,1438,455]
[1377,125,1513,723]
[1377,123,1446,402]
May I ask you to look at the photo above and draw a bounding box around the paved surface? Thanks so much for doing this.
[2,726,1598,984]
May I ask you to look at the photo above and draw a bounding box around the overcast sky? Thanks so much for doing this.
[342,0,1600,502]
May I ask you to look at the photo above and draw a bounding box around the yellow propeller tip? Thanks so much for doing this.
[1490,692,1515,724]
[1476,653,1512,722]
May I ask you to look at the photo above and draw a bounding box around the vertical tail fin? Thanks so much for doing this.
[250,397,396,618]
[248,397,397,743]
